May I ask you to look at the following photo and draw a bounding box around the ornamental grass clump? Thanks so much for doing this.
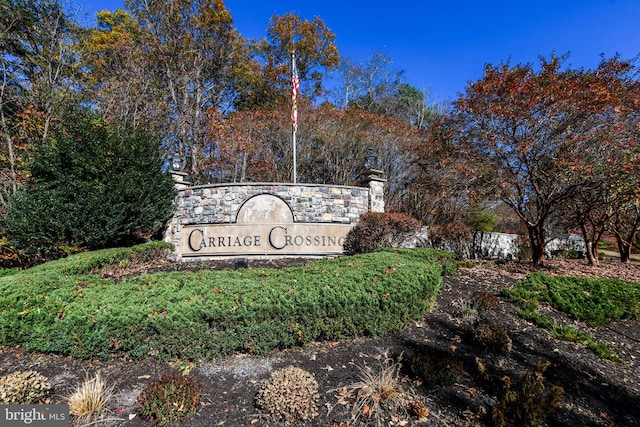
[67,372,114,424]
[346,352,415,427]
[137,373,204,425]
[255,366,319,422]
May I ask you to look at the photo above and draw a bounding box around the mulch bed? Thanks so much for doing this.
[1,258,639,426]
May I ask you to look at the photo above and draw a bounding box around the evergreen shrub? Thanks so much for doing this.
[0,246,444,361]
[3,116,176,262]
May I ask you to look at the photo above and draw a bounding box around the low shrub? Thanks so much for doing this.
[492,362,564,427]
[0,246,444,361]
[0,370,52,404]
[137,373,204,425]
[255,366,319,422]
[410,349,465,386]
[426,222,473,260]
[472,323,512,353]
[471,291,501,312]
[550,249,584,260]
[343,212,421,255]
[514,273,640,327]
[503,273,631,361]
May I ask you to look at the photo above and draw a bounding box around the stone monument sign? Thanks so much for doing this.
[179,194,352,258]
[167,174,385,261]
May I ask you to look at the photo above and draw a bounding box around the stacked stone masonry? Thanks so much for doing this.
[166,179,385,260]
[176,183,376,226]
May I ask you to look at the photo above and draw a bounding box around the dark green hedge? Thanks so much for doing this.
[3,117,175,258]
[0,246,446,361]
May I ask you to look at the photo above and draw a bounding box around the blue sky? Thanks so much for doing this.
[76,0,639,102]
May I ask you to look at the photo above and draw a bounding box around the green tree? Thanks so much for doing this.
[334,52,440,127]
[3,116,176,258]
[0,0,82,205]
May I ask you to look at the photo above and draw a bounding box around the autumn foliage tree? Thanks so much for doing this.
[80,9,166,135]
[245,12,339,108]
[447,55,640,265]
[102,0,246,183]
[203,101,425,211]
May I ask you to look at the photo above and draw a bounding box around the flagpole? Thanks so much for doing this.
[291,51,298,184]
[292,127,297,184]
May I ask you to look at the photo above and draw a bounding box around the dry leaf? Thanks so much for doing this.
[335,386,352,405]
[411,401,429,419]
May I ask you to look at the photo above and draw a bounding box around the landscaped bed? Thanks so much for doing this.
[1,245,639,426]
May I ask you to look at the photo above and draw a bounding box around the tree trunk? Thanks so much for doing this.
[528,225,546,266]
[580,224,599,266]
[616,235,632,263]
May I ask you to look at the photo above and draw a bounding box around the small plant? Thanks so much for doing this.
[255,365,319,422]
[345,352,414,426]
[455,298,479,322]
[455,260,476,269]
[471,291,500,311]
[472,323,512,353]
[0,370,52,404]
[587,340,622,363]
[492,362,564,427]
[137,373,204,425]
[67,372,114,424]
[410,349,465,386]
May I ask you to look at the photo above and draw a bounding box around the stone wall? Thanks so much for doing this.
[177,183,371,224]
[166,179,384,260]
[402,228,587,260]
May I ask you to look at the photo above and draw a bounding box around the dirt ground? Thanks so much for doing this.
[1,257,639,426]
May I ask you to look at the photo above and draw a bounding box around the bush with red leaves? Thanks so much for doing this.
[343,212,421,255]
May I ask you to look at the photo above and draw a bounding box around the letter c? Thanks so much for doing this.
[188,229,204,252]
[268,226,287,250]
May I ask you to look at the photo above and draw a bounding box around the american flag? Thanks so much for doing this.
[291,55,299,130]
